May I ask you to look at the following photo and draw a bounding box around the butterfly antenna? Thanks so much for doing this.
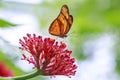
[67,31,75,38]
[67,30,80,41]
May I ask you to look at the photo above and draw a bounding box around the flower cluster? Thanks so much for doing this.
[0,62,14,77]
[19,33,77,77]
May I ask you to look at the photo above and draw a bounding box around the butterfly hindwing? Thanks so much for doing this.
[49,19,61,36]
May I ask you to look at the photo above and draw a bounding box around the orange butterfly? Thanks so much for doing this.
[49,5,73,38]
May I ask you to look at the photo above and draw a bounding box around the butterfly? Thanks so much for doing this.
[49,4,73,38]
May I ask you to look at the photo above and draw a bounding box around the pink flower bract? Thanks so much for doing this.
[0,62,14,77]
[19,33,77,77]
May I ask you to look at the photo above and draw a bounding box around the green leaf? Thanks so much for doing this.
[0,19,17,28]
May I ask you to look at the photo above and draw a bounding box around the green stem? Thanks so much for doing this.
[0,70,42,80]
[14,70,42,80]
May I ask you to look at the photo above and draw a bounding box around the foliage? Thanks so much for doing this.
[0,19,17,27]
[0,0,120,80]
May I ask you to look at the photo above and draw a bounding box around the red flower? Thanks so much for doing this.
[19,33,77,77]
[0,62,14,77]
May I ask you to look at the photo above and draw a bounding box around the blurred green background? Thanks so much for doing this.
[0,0,120,80]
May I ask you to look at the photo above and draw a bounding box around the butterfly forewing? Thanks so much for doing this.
[61,5,69,19]
[64,15,73,34]
[49,4,73,38]
[58,13,68,35]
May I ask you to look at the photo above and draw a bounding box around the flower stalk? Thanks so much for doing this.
[13,70,42,80]
[0,70,42,80]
